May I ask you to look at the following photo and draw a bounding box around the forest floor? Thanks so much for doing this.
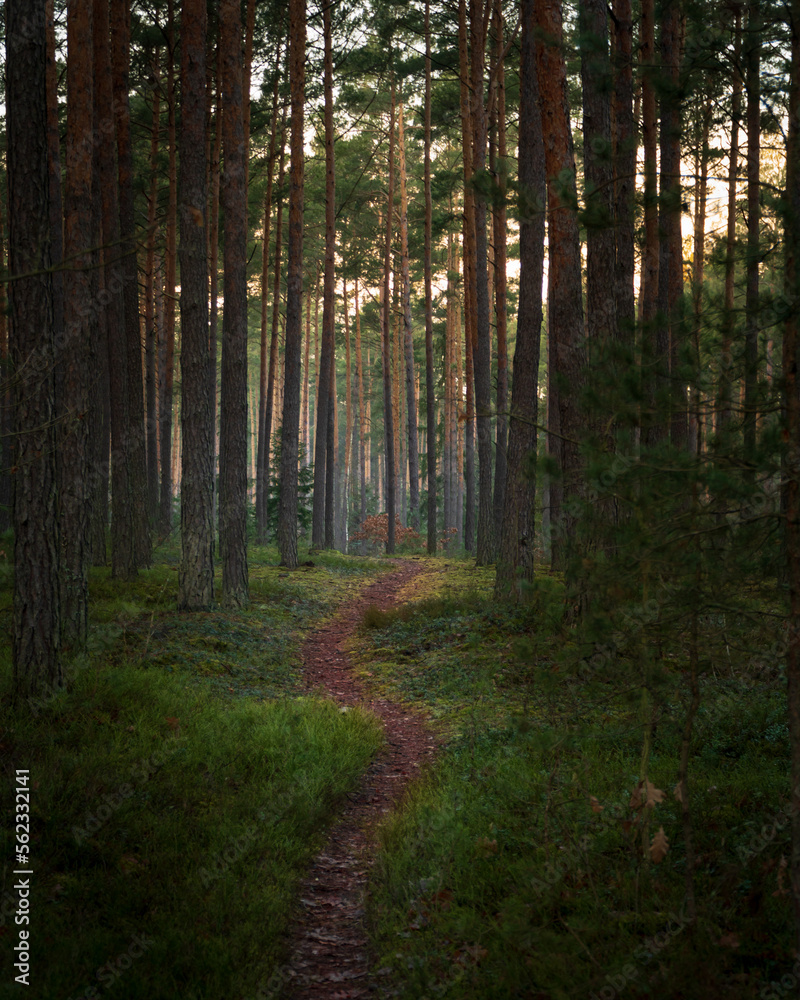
[0,543,794,1000]
[282,559,438,999]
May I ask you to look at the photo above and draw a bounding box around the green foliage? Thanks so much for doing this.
[0,665,382,1000]
[354,563,794,999]
[264,432,315,542]
[0,542,392,1000]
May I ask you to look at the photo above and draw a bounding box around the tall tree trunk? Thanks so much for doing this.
[312,0,336,550]
[382,82,398,553]
[242,0,256,196]
[783,0,800,951]
[46,0,65,416]
[393,266,403,524]
[458,0,476,554]
[495,0,545,599]
[443,235,454,537]
[112,0,151,566]
[219,0,249,605]
[691,89,712,454]
[424,0,437,553]
[94,0,134,580]
[454,246,465,544]
[471,0,494,565]
[613,0,636,350]
[537,0,585,573]
[7,0,62,695]
[209,35,222,544]
[278,0,306,568]
[302,279,312,463]
[324,42,337,554]
[160,0,178,538]
[491,0,508,551]
[657,0,686,449]
[641,0,663,446]
[145,51,161,525]
[743,0,761,465]
[178,0,213,610]
[398,97,420,531]
[0,188,11,535]
[343,278,353,533]
[249,380,257,500]
[60,0,95,651]
[326,322,336,549]
[256,69,282,543]
[719,8,742,432]
[355,280,367,546]
[265,117,287,534]
[313,267,321,462]
[580,0,616,344]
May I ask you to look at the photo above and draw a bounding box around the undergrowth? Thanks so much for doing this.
[0,541,390,1000]
[356,561,794,999]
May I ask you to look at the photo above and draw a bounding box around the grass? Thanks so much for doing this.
[353,561,795,999]
[1,536,794,998]
[0,540,392,1000]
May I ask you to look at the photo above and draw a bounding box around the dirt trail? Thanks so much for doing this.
[283,560,436,999]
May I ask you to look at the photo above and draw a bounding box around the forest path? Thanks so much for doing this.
[283,558,438,999]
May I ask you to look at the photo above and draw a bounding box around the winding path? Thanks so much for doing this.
[284,560,437,999]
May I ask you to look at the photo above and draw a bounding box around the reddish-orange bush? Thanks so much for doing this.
[351,513,422,550]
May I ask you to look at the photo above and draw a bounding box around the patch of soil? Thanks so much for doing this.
[283,560,437,999]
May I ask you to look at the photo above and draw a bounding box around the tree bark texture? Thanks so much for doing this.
[382,84,397,553]
[263,114,287,544]
[744,1,761,464]
[491,0,508,551]
[219,0,249,606]
[178,0,214,610]
[783,0,800,952]
[279,0,306,569]
[111,0,151,566]
[536,0,585,573]
[398,98,420,531]
[719,8,742,432]
[312,3,337,549]
[471,0,494,566]
[145,51,161,525]
[94,0,134,580]
[613,0,636,347]
[160,0,178,537]
[458,0,476,554]
[641,0,663,446]
[424,0,437,553]
[60,0,95,650]
[657,0,686,449]
[7,0,63,696]
[256,64,281,543]
[495,0,545,599]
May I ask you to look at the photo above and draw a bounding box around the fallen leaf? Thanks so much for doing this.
[649,827,669,863]
[645,781,666,808]
[589,795,604,813]
[673,782,684,804]
[718,932,740,949]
